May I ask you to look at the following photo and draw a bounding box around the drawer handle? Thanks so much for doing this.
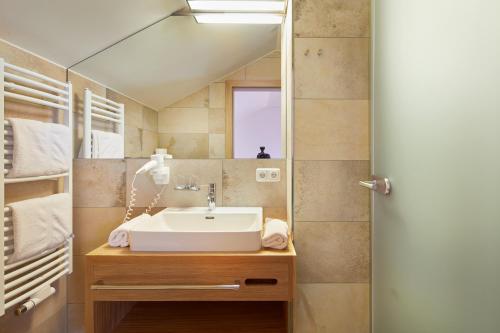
[90,283,240,291]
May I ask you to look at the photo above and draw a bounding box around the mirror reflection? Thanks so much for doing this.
[72,15,283,159]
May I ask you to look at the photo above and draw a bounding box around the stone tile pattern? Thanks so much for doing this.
[157,51,280,159]
[70,158,286,332]
[106,89,159,158]
[292,1,371,332]
[0,39,69,333]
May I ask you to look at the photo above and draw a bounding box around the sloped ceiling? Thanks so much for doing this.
[0,0,187,67]
[72,16,279,110]
[0,0,280,110]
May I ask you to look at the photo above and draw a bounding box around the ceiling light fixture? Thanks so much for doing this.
[188,1,285,13]
[193,13,282,24]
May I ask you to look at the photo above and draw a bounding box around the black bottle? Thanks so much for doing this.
[257,146,271,159]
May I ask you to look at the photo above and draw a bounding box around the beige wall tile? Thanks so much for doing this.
[294,161,370,221]
[263,207,288,220]
[125,126,142,158]
[126,159,222,207]
[294,283,370,333]
[73,159,126,207]
[68,256,84,303]
[141,130,159,157]
[5,99,59,123]
[170,87,209,108]
[209,83,225,108]
[209,134,225,159]
[295,99,370,160]
[159,133,209,159]
[0,40,66,81]
[0,277,67,333]
[142,107,158,132]
[222,159,286,207]
[295,222,370,283]
[68,303,84,333]
[208,108,225,134]
[158,108,208,133]
[107,89,143,129]
[5,181,58,204]
[245,57,281,81]
[294,38,370,99]
[73,208,126,255]
[294,0,370,38]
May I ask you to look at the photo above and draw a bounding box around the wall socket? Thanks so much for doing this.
[256,168,281,182]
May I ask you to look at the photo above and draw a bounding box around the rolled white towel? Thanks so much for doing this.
[108,214,151,247]
[262,218,289,250]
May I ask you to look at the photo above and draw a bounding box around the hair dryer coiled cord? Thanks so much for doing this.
[123,174,168,223]
[123,174,138,223]
[145,185,167,215]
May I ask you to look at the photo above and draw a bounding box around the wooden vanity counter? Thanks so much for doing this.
[85,242,295,333]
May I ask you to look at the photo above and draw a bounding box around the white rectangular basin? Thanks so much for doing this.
[129,207,263,252]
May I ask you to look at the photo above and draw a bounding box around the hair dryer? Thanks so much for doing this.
[135,149,171,185]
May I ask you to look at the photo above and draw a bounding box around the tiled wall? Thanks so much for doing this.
[106,90,158,158]
[69,158,287,332]
[158,51,281,159]
[292,0,372,332]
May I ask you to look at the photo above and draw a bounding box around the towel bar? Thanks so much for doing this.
[4,173,69,184]
[4,72,67,96]
[5,82,68,103]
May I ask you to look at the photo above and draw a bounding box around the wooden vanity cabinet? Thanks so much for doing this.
[85,243,296,333]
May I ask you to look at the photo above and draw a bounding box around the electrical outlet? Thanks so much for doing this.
[256,168,281,182]
[256,168,268,182]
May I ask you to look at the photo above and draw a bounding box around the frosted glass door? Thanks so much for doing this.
[372,1,500,332]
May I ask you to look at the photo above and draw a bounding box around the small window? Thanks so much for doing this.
[228,86,282,159]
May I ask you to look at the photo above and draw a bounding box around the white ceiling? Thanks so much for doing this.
[0,0,280,110]
[0,0,187,67]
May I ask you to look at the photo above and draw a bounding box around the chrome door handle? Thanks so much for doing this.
[359,180,377,190]
[359,177,391,195]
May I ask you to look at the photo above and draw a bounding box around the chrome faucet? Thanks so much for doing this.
[208,183,216,210]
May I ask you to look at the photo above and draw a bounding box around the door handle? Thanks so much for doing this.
[359,177,391,195]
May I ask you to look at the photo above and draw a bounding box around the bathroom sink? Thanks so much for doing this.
[129,207,263,252]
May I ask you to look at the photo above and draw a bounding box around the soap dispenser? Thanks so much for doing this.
[257,146,270,159]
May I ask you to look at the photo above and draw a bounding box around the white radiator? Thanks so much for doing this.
[82,88,124,158]
[0,58,73,316]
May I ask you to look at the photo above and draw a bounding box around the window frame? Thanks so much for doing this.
[225,80,282,159]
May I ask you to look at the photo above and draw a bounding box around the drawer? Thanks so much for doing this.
[87,256,294,301]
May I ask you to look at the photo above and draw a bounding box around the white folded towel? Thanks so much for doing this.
[7,193,72,264]
[108,214,151,247]
[6,118,71,178]
[91,130,124,159]
[262,218,289,250]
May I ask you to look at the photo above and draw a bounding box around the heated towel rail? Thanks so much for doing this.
[0,58,73,316]
[82,88,124,158]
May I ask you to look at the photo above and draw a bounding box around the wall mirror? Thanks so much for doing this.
[72,12,285,160]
